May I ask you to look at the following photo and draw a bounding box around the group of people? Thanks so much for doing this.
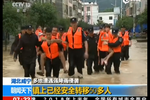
[10,17,132,79]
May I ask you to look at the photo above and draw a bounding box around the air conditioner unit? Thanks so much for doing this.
[129,2,133,8]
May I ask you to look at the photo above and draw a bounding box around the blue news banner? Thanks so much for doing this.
[3,78,147,100]
[3,84,144,96]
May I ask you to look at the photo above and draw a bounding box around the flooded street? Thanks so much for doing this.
[3,40,147,96]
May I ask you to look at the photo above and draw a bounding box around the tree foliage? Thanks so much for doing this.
[137,8,147,25]
[28,3,58,28]
[57,18,70,32]
[116,16,133,30]
[103,8,113,12]
[3,2,24,35]
[96,20,104,26]
[78,20,91,29]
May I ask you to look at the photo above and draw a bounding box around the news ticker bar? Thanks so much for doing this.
[3,85,147,96]
[3,97,147,100]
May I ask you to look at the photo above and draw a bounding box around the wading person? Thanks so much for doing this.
[86,27,99,75]
[40,27,64,77]
[14,25,40,79]
[37,27,47,76]
[65,17,88,78]
[57,26,68,73]
[10,26,26,65]
[103,28,123,74]
[97,24,113,73]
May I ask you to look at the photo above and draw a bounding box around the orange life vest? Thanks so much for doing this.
[97,30,105,49]
[35,29,43,36]
[39,35,46,41]
[57,32,67,50]
[67,27,82,49]
[119,31,129,46]
[18,33,23,50]
[51,33,59,39]
[98,32,112,52]
[41,41,59,59]
[110,37,122,53]
[61,33,67,51]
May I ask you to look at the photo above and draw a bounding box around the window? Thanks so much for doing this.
[87,7,90,11]
[82,7,84,11]
[99,17,102,20]
[82,16,84,20]
[69,6,72,16]
[109,16,113,20]
[73,5,76,10]
[66,5,68,15]
[130,8,133,15]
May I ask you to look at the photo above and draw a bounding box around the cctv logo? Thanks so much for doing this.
[123,0,141,4]
[12,2,31,8]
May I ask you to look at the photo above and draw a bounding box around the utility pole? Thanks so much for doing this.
[115,0,117,7]
[133,1,136,33]
[121,0,122,18]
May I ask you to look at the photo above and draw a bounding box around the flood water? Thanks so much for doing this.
[3,40,147,96]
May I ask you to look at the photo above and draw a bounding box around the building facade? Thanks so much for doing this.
[62,0,69,18]
[125,0,147,17]
[73,0,82,21]
[68,0,73,18]
[97,12,118,26]
[82,2,99,25]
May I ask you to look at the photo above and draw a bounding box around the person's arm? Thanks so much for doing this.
[10,35,19,55]
[108,37,123,47]
[35,35,41,47]
[129,35,132,46]
[37,41,44,55]
[14,37,24,59]
[82,31,88,53]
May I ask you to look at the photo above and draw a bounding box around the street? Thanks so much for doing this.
[3,40,147,96]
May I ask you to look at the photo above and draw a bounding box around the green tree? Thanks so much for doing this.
[78,20,91,29]
[28,3,57,28]
[116,16,133,30]
[137,8,147,27]
[103,8,113,12]
[57,18,70,32]
[96,20,104,26]
[3,2,24,51]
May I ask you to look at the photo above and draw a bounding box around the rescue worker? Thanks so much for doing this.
[65,17,88,78]
[40,27,64,77]
[14,25,40,79]
[58,26,68,61]
[82,28,89,69]
[51,26,67,72]
[97,24,113,72]
[97,24,105,68]
[119,25,131,61]
[86,27,99,75]
[103,28,123,74]
[35,25,43,37]
[98,24,105,37]
[57,26,68,73]
[10,26,26,65]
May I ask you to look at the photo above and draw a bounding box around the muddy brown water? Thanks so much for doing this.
[3,40,147,96]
